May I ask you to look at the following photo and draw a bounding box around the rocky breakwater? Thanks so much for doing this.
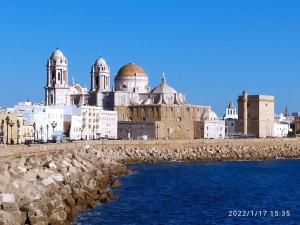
[93,138,300,163]
[1,138,300,224]
[0,146,131,225]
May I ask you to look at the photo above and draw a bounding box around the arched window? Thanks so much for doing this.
[52,71,55,80]
[58,72,61,80]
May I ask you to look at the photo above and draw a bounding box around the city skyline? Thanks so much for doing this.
[0,0,300,115]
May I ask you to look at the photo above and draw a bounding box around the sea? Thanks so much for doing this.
[74,160,300,225]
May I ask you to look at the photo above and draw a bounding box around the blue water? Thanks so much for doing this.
[75,160,300,225]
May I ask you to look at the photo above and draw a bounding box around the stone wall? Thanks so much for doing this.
[1,138,300,224]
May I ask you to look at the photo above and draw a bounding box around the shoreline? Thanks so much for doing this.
[1,138,300,224]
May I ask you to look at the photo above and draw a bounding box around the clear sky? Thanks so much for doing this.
[0,0,299,115]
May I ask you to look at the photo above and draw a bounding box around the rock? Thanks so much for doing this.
[49,211,67,225]
[48,161,58,169]
[21,184,44,206]
[28,208,48,225]
[111,178,121,188]
[0,193,15,204]
[107,191,118,200]
[2,202,19,212]
[50,173,64,182]
[65,195,75,207]
[42,176,56,186]
[0,210,16,225]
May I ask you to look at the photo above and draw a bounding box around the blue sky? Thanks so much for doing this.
[0,0,299,115]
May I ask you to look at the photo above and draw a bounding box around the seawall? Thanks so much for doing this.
[1,138,300,224]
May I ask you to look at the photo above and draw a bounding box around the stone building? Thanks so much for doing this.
[44,48,209,140]
[294,116,300,135]
[236,91,274,138]
[118,104,207,139]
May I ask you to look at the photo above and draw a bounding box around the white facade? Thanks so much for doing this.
[273,113,292,137]
[274,122,289,138]
[203,108,225,139]
[80,106,117,140]
[10,102,64,141]
[53,105,118,140]
[69,115,82,140]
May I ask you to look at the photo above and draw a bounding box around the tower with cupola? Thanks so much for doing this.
[45,48,70,105]
[91,56,110,92]
[89,56,113,108]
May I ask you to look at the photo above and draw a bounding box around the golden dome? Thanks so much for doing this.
[116,63,146,77]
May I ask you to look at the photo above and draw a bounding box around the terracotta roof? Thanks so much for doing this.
[116,63,146,77]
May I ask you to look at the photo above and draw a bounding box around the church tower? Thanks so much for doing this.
[224,101,238,119]
[45,49,70,105]
[90,56,112,108]
[91,56,110,92]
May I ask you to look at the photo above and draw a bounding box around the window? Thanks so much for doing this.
[51,71,55,80]
[58,72,61,80]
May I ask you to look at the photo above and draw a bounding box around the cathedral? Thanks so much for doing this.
[45,48,208,139]
[45,48,189,109]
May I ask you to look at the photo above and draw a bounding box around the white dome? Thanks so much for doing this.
[204,109,219,120]
[51,48,65,59]
[151,82,177,94]
[95,56,107,66]
[151,74,177,94]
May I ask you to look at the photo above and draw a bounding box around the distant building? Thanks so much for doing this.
[0,111,31,144]
[224,101,238,138]
[236,91,274,138]
[202,108,225,139]
[55,105,118,140]
[10,101,64,141]
[45,49,209,140]
[294,116,300,135]
[274,121,289,138]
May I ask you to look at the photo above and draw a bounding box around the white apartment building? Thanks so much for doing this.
[53,105,118,140]
[80,106,117,140]
[10,101,64,141]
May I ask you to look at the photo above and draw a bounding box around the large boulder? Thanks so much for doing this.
[0,210,16,225]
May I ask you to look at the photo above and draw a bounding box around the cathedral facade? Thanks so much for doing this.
[45,49,209,139]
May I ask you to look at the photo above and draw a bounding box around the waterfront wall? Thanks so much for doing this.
[1,138,300,224]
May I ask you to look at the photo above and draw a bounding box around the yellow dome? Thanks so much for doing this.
[116,63,146,77]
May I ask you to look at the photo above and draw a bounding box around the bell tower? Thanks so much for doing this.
[89,56,112,108]
[45,48,70,105]
[91,56,110,92]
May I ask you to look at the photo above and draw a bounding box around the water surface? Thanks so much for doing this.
[75,160,300,225]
